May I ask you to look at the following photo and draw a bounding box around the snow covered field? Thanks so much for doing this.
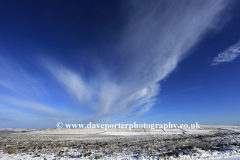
[0,126,240,160]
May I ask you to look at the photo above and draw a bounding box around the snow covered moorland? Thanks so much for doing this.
[0,126,240,160]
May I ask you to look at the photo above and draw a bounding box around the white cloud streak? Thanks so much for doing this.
[211,40,240,65]
[44,0,230,120]
[0,95,60,117]
[0,55,51,98]
[0,104,62,129]
[0,105,22,116]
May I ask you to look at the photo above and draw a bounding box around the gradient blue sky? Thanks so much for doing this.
[0,0,240,129]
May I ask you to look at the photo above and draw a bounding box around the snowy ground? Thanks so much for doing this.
[0,128,35,133]
[0,126,240,160]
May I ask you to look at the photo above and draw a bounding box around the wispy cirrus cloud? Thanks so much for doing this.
[0,95,60,117]
[42,60,160,120]
[0,103,60,128]
[43,0,230,120]
[0,105,22,117]
[211,40,240,65]
[0,55,51,98]
[0,1,233,128]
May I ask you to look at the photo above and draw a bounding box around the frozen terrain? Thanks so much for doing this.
[0,126,240,160]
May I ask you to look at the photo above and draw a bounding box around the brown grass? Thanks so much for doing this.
[96,145,101,150]
[111,148,114,153]
[189,142,209,150]
[57,146,63,151]
[148,144,152,148]
[87,147,91,151]
[4,147,16,154]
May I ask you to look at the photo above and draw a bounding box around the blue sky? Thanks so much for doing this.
[0,0,240,129]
